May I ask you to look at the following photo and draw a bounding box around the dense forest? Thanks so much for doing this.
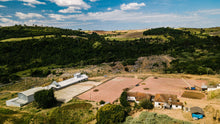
[0,26,219,84]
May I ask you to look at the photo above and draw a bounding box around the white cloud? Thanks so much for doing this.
[0,18,19,26]
[48,14,79,20]
[195,9,220,15]
[15,12,44,19]
[0,5,6,7]
[0,0,11,1]
[90,0,97,2]
[49,0,90,13]
[48,9,199,24]
[120,2,145,10]
[107,8,112,11]
[19,0,46,7]
[59,6,82,13]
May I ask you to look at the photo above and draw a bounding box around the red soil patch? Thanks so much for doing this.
[129,77,207,97]
[78,77,142,103]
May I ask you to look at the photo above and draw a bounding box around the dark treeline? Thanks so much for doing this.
[0,25,85,40]
[143,27,191,36]
[0,27,219,83]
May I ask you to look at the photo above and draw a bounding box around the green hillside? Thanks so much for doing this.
[0,25,85,41]
[0,26,219,84]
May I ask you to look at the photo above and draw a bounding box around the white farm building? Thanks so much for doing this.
[6,73,88,107]
[6,87,45,107]
[49,73,88,90]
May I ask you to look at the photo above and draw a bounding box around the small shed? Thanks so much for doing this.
[201,85,208,91]
[190,107,204,119]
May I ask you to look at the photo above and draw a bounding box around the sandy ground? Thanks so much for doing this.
[54,81,102,103]
[130,77,207,97]
[78,77,142,103]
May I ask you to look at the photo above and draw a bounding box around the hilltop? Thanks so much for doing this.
[0,25,86,41]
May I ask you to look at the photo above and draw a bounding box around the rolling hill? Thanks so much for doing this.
[0,26,219,84]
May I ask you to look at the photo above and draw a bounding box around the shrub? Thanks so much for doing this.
[34,89,57,108]
[120,91,130,107]
[139,99,154,109]
[31,69,51,77]
[99,100,105,105]
[96,104,126,124]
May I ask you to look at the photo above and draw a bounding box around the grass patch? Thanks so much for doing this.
[0,102,95,124]
[0,35,55,42]
[105,37,139,41]
[0,108,17,114]
[208,89,220,99]
[48,103,94,124]
[123,111,191,124]
[143,88,149,90]
[181,91,205,99]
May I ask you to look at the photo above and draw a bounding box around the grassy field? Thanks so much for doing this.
[0,99,95,124]
[181,91,205,99]
[123,111,191,124]
[103,27,220,42]
[179,27,220,36]
[0,35,55,42]
[208,89,220,99]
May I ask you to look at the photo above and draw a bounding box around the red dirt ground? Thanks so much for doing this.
[130,77,207,97]
[78,77,142,103]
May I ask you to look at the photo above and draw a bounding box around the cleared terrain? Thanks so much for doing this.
[130,77,207,97]
[78,77,142,103]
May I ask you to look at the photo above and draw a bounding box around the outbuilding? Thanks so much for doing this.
[6,87,45,107]
[190,107,205,119]
[154,94,183,109]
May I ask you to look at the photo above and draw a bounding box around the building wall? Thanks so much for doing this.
[6,97,22,107]
[207,86,220,91]
[154,102,163,108]
[27,94,35,103]
[127,96,136,101]
[18,93,28,102]
[172,105,182,109]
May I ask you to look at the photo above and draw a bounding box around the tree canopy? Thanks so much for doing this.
[34,89,57,108]
[96,104,126,124]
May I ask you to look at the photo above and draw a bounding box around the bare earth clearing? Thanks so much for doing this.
[78,77,142,103]
[130,76,207,97]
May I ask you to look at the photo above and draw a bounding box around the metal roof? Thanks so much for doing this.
[19,87,45,96]
[190,107,204,115]
[53,74,88,89]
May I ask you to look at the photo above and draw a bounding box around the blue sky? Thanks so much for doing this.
[0,0,219,30]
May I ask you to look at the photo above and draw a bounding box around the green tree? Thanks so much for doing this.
[120,91,130,107]
[96,104,126,124]
[34,89,57,108]
[139,99,154,109]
